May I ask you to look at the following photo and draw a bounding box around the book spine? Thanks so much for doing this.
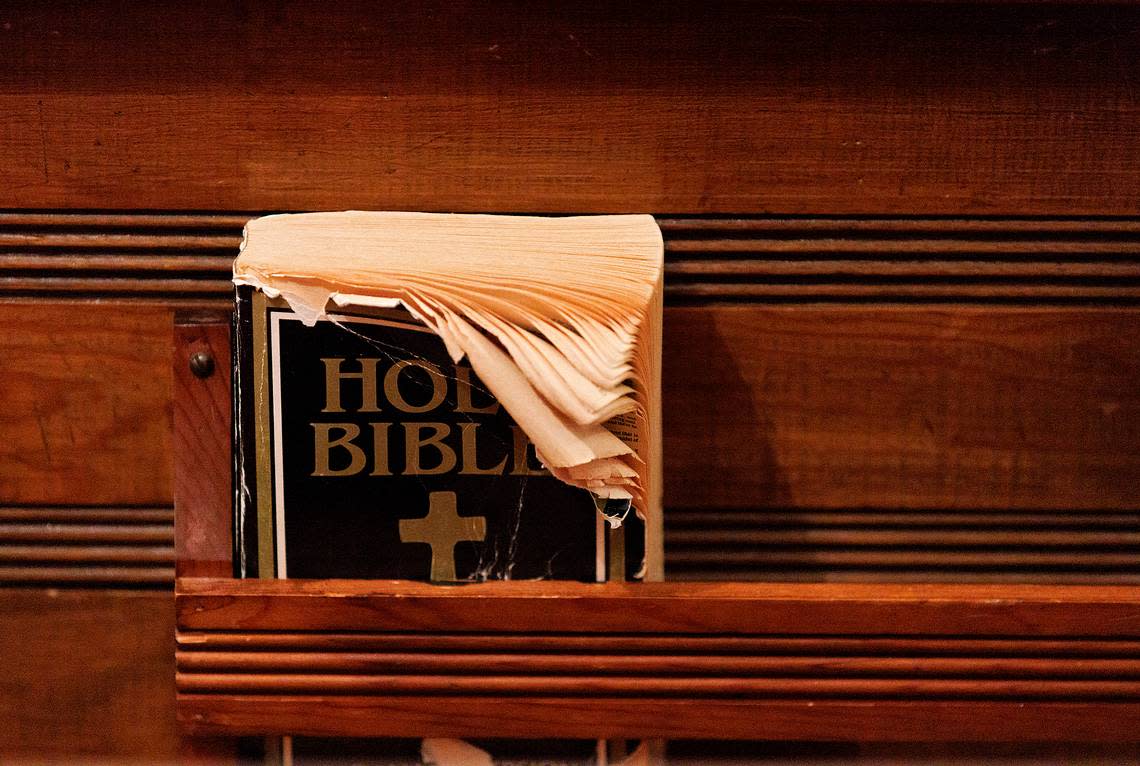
[232,284,258,578]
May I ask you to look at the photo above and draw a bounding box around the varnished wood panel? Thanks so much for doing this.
[174,578,1140,739]
[664,306,1140,511]
[1,3,1138,214]
[178,638,1140,694]
[0,303,172,506]
[179,696,1140,742]
[0,590,178,760]
[1,0,1135,754]
[7,306,1139,513]
[176,578,1140,637]
[174,318,233,579]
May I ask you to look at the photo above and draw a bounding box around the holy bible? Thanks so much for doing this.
[231,212,663,583]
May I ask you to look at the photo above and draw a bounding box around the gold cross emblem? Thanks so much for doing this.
[398,491,487,581]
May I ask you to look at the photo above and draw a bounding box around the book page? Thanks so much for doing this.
[234,212,663,540]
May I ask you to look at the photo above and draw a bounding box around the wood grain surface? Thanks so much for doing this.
[178,696,1140,742]
[2,0,1139,752]
[0,302,172,506]
[662,306,1140,512]
[0,590,179,760]
[174,578,1140,739]
[175,578,1140,637]
[1,2,1138,215]
[173,318,234,579]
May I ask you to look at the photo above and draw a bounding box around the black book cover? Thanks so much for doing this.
[233,285,644,582]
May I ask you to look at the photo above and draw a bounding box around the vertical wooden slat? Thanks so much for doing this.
[173,314,233,578]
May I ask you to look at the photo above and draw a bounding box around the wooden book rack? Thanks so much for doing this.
[174,312,1140,742]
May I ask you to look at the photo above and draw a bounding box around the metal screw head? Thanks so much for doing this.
[189,351,215,379]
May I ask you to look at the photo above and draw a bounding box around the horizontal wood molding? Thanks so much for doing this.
[176,632,1140,657]
[177,641,1140,694]
[8,504,1139,587]
[0,213,238,305]
[175,578,1140,738]
[2,3,1139,215]
[665,509,1140,583]
[0,507,173,586]
[662,218,1140,302]
[176,578,1140,636]
[178,696,1140,742]
[5,213,1140,303]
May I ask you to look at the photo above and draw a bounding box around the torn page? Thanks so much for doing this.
[234,213,662,557]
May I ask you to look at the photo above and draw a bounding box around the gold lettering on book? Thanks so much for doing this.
[311,357,551,478]
[320,357,381,413]
[311,423,367,476]
[458,422,508,475]
[369,422,392,476]
[404,423,458,475]
[398,491,486,581]
[384,360,447,414]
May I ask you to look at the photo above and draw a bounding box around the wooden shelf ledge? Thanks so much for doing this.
[176,577,1140,636]
[175,577,1140,739]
